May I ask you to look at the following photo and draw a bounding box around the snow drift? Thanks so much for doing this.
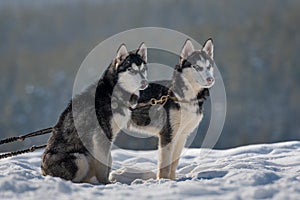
[1,141,300,199]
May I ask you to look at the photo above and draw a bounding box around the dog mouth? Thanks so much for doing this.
[140,79,149,90]
[203,83,214,88]
[200,77,215,88]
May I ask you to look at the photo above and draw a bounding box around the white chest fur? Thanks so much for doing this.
[170,102,203,137]
[111,108,131,138]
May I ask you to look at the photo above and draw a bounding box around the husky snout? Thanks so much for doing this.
[206,77,214,85]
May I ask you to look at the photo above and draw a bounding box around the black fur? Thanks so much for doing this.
[131,74,209,148]
[41,51,146,183]
[117,54,146,73]
[129,39,215,180]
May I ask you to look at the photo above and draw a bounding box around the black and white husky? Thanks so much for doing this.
[41,43,148,184]
[129,39,215,180]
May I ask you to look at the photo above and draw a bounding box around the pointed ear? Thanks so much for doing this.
[137,42,147,63]
[202,38,214,59]
[116,43,128,62]
[180,39,194,61]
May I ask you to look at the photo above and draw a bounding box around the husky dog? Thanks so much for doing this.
[129,39,215,180]
[41,43,148,184]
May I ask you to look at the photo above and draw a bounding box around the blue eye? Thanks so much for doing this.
[125,60,131,66]
[127,67,133,72]
[193,65,203,71]
[127,67,137,74]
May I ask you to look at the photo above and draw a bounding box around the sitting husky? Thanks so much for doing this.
[129,39,215,180]
[41,43,148,184]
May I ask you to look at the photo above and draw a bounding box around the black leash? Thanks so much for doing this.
[0,127,52,160]
[0,144,47,160]
[0,127,52,145]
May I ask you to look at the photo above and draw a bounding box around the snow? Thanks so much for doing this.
[1,141,300,200]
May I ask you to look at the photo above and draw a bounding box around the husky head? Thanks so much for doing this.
[179,38,215,89]
[114,43,148,94]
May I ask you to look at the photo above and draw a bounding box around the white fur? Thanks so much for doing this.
[169,101,203,171]
[118,71,143,96]
[181,39,194,60]
[117,63,148,95]
[111,111,130,136]
[128,124,161,136]
[72,153,89,183]
[146,39,215,180]
[202,39,214,59]
[91,132,112,184]
[170,135,187,179]
[184,60,214,88]
[116,44,128,63]
[132,63,139,71]
[137,43,147,63]
[118,39,214,181]
[181,69,204,99]
[157,142,174,179]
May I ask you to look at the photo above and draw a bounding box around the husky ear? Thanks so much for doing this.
[202,38,214,59]
[137,42,147,63]
[180,39,194,62]
[116,44,128,62]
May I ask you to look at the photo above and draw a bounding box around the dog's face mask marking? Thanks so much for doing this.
[115,43,148,94]
[180,39,215,88]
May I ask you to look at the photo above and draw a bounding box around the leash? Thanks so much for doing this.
[131,88,208,110]
[0,144,47,160]
[129,94,172,110]
[0,127,53,145]
[0,127,52,160]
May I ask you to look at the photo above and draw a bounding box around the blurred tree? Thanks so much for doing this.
[0,0,299,152]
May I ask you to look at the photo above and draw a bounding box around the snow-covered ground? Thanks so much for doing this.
[1,141,300,200]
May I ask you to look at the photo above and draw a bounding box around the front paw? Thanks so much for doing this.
[157,167,171,179]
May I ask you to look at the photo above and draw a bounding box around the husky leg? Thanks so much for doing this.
[92,134,112,184]
[107,152,112,179]
[157,132,174,179]
[93,152,111,184]
[157,143,174,179]
[170,135,187,180]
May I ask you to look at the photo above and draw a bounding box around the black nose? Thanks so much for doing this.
[206,77,214,84]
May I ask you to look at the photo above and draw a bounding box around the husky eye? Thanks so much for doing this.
[124,60,131,67]
[193,65,203,71]
[127,67,137,74]
[127,67,133,72]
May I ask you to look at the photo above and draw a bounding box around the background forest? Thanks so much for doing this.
[0,0,299,152]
